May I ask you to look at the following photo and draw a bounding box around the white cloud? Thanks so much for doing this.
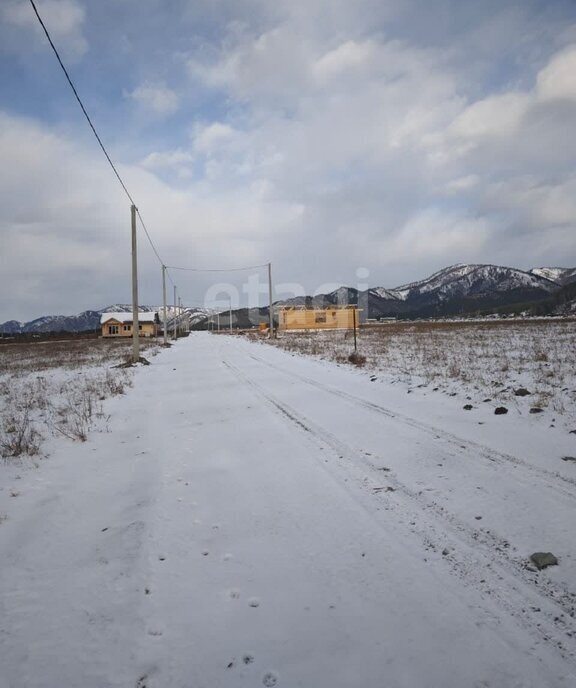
[486,177,576,229]
[126,83,179,115]
[536,44,576,102]
[192,122,237,153]
[390,210,492,261]
[450,92,531,142]
[0,112,126,318]
[312,40,378,81]
[182,21,576,287]
[142,149,194,171]
[189,29,462,189]
[189,25,314,106]
[2,0,87,60]
[2,3,576,321]
[0,111,308,319]
[422,41,576,239]
[446,43,576,154]
[444,175,480,194]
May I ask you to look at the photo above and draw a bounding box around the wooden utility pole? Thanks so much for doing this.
[229,297,233,333]
[353,308,357,352]
[268,262,274,337]
[162,265,168,345]
[131,204,140,363]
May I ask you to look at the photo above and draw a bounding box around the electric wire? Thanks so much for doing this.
[166,263,269,273]
[29,0,177,291]
[28,0,135,208]
[135,209,164,268]
[29,0,271,303]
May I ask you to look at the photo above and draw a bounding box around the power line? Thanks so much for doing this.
[28,0,135,207]
[136,209,164,267]
[29,1,272,308]
[162,264,175,286]
[29,0,173,283]
[166,262,269,273]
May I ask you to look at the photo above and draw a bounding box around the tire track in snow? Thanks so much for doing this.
[223,357,576,666]
[247,351,576,499]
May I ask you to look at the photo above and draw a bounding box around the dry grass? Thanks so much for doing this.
[0,406,42,458]
[262,319,576,427]
[0,337,161,460]
[348,351,367,367]
[0,337,158,375]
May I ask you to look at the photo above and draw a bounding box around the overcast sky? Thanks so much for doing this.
[1,0,576,320]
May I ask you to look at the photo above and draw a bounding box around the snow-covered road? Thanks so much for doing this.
[1,333,575,688]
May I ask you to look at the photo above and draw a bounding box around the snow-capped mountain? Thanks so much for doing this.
[2,263,574,333]
[392,264,556,299]
[529,267,576,285]
[0,305,211,335]
[100,304,157,314]
[367,264,561,318]
[369,287,405,301]
[0,310,103,335]
[280,263,568,319]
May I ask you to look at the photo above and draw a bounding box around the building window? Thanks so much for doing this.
[315,312,327,323]
[108,325,119,335]
[123,324,131,332]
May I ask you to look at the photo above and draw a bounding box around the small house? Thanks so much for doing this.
[277,305,361,331]
[100,312,158,338]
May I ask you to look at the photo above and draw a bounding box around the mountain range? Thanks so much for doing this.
[0,304,211,335]
[283,264,576,320]
[2,264,575,334]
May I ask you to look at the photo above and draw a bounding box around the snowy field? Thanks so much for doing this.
[264,319,576,431]
[1,332,576,687]
[0,338,160,460]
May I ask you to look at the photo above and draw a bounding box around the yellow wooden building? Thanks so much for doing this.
[278,305,361,331]
[100,312,158,338]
